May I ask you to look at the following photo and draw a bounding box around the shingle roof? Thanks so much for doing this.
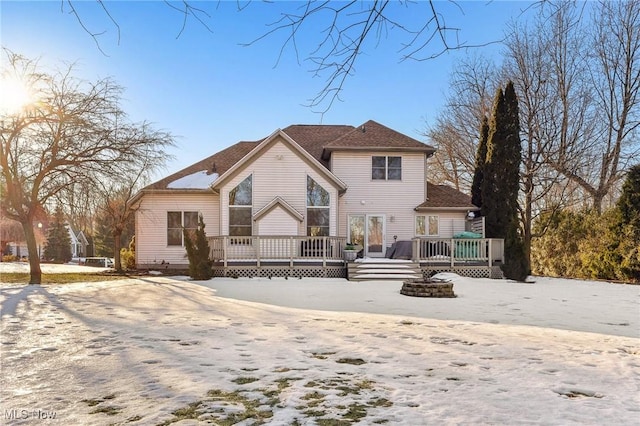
[324,120,433,151]
[144,120,435,191]
[281,124,355,168]
[415,182,478,210]
[145,141,259,190]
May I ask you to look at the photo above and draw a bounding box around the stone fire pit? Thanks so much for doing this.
[400,278,456,298]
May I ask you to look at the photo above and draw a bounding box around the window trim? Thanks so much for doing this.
[167,211,199,246]
[306,175,330,236]
[229,174,253,238]
[415,214,439,237]
[372,155,402,181]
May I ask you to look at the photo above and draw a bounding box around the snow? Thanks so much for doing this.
[1,265,639,425]
[166,170,218,189]
[0,262,112,274]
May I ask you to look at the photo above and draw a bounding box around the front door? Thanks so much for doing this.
[348,214,386,258]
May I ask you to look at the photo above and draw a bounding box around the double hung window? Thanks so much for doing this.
[416,215,439,237]
[167,211,199,246]
[229,175,252,237]
[372,156,402,180]
[307,176,330,236]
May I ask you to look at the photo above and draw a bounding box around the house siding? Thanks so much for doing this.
[220,138,339,237]
[333,151,426,246]
[256,206,299,235]
[135,192,219,267]
[416,210,468,238]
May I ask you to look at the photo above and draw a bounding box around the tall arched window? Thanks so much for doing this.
[307,176,330,236]
[229,175,252,236]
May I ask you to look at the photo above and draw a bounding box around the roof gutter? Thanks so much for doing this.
[322,145,436,161]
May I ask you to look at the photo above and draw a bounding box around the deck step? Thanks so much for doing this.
[348,261,422,281]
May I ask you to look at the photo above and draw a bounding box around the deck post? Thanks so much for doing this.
[412,238,419,262]
[256,236,261,268]
[322,236,327,268]
[223,236,228,268]
[289,236,294,268]
[488,239,493,267]
[450,239,455,269]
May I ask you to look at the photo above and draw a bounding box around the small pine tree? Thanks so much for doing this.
[184,214,213,280]
[471,115,489,209]
[43,205,72,263]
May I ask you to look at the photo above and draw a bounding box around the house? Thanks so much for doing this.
[68,225,89,260]
[131,120,504,279]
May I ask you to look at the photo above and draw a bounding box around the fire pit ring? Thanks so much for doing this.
[400,278,456,298]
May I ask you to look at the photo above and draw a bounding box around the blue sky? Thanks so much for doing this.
[1,1,535,177]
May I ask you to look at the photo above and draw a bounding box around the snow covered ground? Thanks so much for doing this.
[1,264,639,425]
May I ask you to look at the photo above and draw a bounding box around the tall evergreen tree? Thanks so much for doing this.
[184,214,213,280]
[471,115,489,208]
[482,87,508,237]
[482,81,528,281]
[43,205,72,263]
[612,164,640,281]
[616,164,640,230]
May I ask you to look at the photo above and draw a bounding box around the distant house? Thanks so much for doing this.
[68,225,89,259]
[131,120,504,279]
[1,218,47,259]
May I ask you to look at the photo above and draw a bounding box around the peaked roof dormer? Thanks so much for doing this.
[210,128,348,194]
[253,196,304,223]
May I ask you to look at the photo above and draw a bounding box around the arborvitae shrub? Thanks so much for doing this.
[184,215,213,280]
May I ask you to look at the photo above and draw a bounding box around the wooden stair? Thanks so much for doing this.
[347,260,423,281]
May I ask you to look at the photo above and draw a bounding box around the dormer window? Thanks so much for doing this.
[372,156,401,180]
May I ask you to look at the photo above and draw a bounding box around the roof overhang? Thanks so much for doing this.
[321,145,436,161]
[128,188,216,210]
[414,206,480,212]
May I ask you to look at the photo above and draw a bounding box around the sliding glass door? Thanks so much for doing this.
[348,214,386,258]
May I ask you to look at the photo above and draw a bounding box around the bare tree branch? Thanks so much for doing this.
[163,0,214,39]
[61,1,510,114]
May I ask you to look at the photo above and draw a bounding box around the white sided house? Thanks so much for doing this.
[131,120,504,279]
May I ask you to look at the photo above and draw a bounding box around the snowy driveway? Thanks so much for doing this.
[1,274,639,424]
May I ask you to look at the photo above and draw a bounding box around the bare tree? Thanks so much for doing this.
[587,0,640,211]
[503,12,570,266]
[425,55,498,190]
[0,49,174,283]
[91,121,173,272]
[540,1,640,213]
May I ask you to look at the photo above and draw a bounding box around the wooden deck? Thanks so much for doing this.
[206,236,505,279]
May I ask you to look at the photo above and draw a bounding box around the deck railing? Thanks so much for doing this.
[208,236,347,268]
[412,237,504,267]
[207,236,503,269]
